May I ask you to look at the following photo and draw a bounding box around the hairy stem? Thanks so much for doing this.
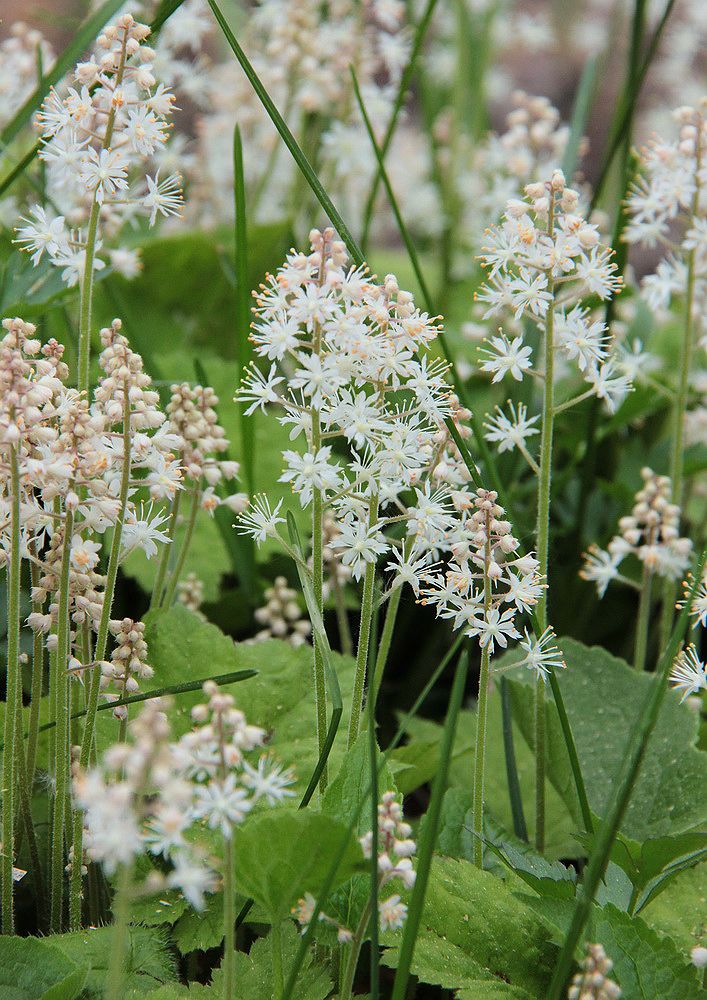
[472,532,492,868]
[339,900,373,1000]
[372,585,401,704]
[161,486,200,609]
[27,556,45,788]
[634,565,653,671]
[223,835,236,1000]
[1,447,21,933]
[149,489,182,609]
[50,504,74,932]
[106,863,133,1000]
[348,497,380,749]
[70,393,132,930]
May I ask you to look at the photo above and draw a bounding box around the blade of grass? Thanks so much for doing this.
[499,676,528,842]
[282,630,465,999]
[7,668,257,749]
[390,646,469,1000]
[590,0,675,210]
[546,549,706,999]
[233,125,255,497]
[360,0,439,250]
[562,55,599,179]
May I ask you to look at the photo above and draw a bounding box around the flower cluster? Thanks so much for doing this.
[581,467,692,597]
[14,13,183,285]
[360,791,417,932]
[568,943,622,999]
[74,682,294,908]
[624,103,706,314]
[0,22,55,131]
[475,170,629,456]
[249,576,311,647]
[100,618,152,720]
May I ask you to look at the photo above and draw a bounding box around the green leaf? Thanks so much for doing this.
[172,893,225,954]
[233,810,363,922]
[47,926,177,996]
[641,863,707,951]
[381,856,556,996]
[504,638,707,840]
[393,697,577,859]
[484,818,577,900]
[229,923,331,1000]
[0,937,86,1000]
[593,904,703,1000]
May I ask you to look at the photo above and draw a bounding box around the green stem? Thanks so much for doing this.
[223,834,236,1000]
[27,557,45,788]
[472,533,492,868]
[333,576,353,657]
[633,566,653,671]
[15,702,46,930]
[150,489,182,609]
[371,585,401,704]
[50,505,74,932]
[161,487,200,608]
[1,447,21,933]
[339,901,373,1000]
[534,205,556,852]
[347,497,380,749]
[106,864,133,1000]
[70,394,132,930]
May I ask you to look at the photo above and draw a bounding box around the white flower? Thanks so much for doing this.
[518,627,565,680]
[237,362,284,416]
[121,505,171,560]
[379,894,407,931]
[279,446,342,507]
[669,646,707,702]
[242,756,296,805]
[167,852,215,910]
[468,607,521,652]
[14,206,68,264]
[580,546,621,598]
[479,333,533,383]
[70,534,101,571]
[330,515,388,581]
[80,147,129,204]
[237,494,285,544]
[191,775,252,838]
[143,171,184,226]
[483,401,539,454]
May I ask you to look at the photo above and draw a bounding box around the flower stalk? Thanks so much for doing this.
[348,496,380,749]
[472,531,492,868]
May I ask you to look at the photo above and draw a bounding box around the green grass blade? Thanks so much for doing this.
[9,669,257,749]
[282,631,465,999]
[590,0,675,210]
[286,512,343,808]
[233,126,256,496]
[499,676,528,842]
[546,549,706,999]
[206,0,362,265]
[547,665,593,835]
[360,0,439,249]
[390,646,470,1000]
[562,55,598,179]
[0,0,126,149]
[0,144,39,198]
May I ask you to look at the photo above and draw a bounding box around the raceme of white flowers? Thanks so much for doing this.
[580,467,692,598]
[293,791,416,941]
[475,170,630,452]
[14,13,184,286]
[235,228,557,677]
[74,682,294,908]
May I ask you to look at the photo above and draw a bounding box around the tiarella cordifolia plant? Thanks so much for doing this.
[581,467,692,669]
[74,682,293,1000]
[14,13,183,391]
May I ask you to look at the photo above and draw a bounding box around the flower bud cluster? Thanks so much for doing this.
[15,13,183,286]
[0,23,55,131]
[177,572,205,613]
[359,792,416,932]
[581,468,692,597]
[250,576,311,647]
[567,943,621,999]
[100,618,153,719]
